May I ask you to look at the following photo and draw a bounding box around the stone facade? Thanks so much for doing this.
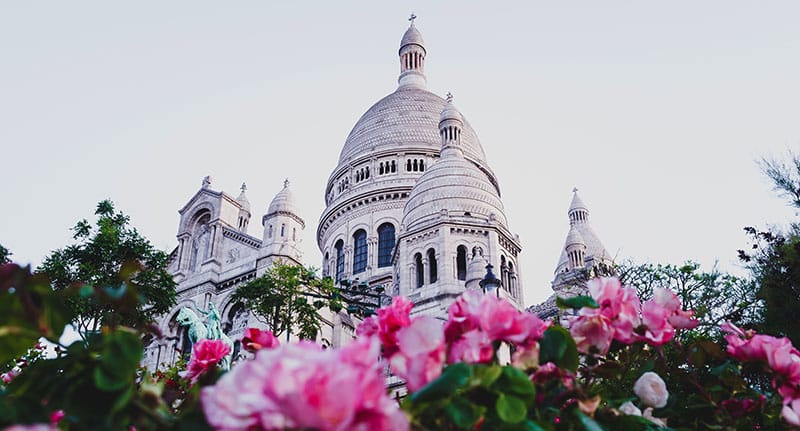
[146,18,610,370]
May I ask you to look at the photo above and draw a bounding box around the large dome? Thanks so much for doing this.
[336,87,487,166]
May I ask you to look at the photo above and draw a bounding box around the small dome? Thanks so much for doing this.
[569,188,588,213]
[439,95,463,124]
[236,183,251,213]
[565,225,585,247]
[400,24,425,51]
[403,104,505,232]
[266,179,298,217]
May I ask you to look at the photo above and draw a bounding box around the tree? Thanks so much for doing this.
[37,200,176,338]
[0,244,10,264]
[736,151,800,344]
[232,263,336,341]
[617,260,762,337]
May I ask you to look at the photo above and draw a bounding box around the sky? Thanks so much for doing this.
[1,2,798,307]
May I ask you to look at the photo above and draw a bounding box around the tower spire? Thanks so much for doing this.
[398,16,427,88]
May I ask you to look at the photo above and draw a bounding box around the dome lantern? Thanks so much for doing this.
[439,93,464,156]
[398,14,427,88]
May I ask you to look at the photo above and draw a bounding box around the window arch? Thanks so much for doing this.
[427,248,437,283]
[352,230,367,274]
[415,253,424,288]
[406,160,412,171]
[377,223,395,268]
[391,160,396,173]
[324,252,330,277]
[456,245,467,281]
[335,240,344,282]
[268,224,273,238]
[500,255,508,290]
[280,224,285,237]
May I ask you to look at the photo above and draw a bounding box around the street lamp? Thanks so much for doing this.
[479,263,502,297]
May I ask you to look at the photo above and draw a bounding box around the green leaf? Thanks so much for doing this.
[575,411,605,431]
[445,396,483,428]
[495,366,535,397]
[94,366,128,391]
[539,326,579,372]
[522,420,547,431]
[495,394,527,424]
[409,362,473,404]
[472,364,503,388]
[556,295,599,309]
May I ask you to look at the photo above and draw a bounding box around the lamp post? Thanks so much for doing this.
[479,263,502,298]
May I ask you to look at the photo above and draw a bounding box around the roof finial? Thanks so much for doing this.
[572,186,578,193]
[241,182,247,193]
[202,175,212,189]
[446,92,453,103]
[408,13,417,25]
[284,178,290,188]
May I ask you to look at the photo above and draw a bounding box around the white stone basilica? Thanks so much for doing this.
[143,18,611,370]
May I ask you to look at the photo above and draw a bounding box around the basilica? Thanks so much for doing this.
[142,18,612,370]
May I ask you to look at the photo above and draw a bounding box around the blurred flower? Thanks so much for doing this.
[634,372,669,408]
[241,328,279,353]
[180,339,231,384]
[390,317,446,391]
[618,401,642,416]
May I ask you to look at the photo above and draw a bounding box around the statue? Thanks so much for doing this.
[198,302,222,340]
[176,304,235,370]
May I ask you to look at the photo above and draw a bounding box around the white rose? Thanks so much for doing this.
[633,371,669,408]
[618,401,642,416]
[643,407,668,427]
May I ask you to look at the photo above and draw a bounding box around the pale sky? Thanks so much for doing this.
[1,2,798,307]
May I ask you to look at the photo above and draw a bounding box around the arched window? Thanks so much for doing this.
[500,256,508,290]
[268,225,273,238]
[420,160,425,171]
[365,167,370,179]
[292,228,297,241]
[324,252,330,277]
[415,253,424,288]
[281,224,285,237]
[352,230,367,274]
[379,163,384,175]
[413,159,418,171]
[508,262,516,296]
[335,240,344,282]
[391,160,396,172]
[377,223,395,268]
[456,245,467,281]
[427,248,437,283]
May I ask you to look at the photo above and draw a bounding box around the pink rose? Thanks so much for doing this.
[374,297,414,357]
[479,298,548,346]
[355,316,379,338]
[390,317,446,391]
[3,425,58,431]
[201,338,408,431]
[511,343,540,370]
[443,290,483,343]
[242,328,279,353]
[570,310,614,355]
[448,329,494,364]
[639,300,675,346]
[181,339,231,384]
[652,288,699,330]
[783,398,800,427]
[49,410,65,425]
[585,277,641,344]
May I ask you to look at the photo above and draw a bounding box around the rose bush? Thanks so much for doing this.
[3,263,800,430]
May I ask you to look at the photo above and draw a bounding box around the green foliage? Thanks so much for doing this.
[405,363,540,430]
[0,265,203,430]
[37,200,177,338]
[232,262,334,340]
[539,326,579,372]
[617,260,761,336]
[0,244,10,264]
[0,264,70,363]
[556,295,599,310]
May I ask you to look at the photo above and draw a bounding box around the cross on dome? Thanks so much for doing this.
[446,92,454,103]
[284,178,290,188]
[572,187,578,193]
[408,13,417,24]
[241,183,247,193]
